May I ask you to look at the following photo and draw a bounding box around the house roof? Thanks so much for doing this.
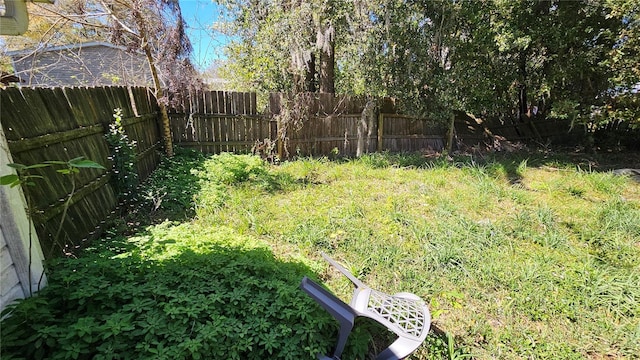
[0,72,24,84]
[5,41,131,57]
[7,41,153,87]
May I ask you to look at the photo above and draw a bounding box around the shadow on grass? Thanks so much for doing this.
[0,224,350,359]
[351,149,640,179]
[344,318,472,360]
[451,149,640,173]
[348,317,472,359]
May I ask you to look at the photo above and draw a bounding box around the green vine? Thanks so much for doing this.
[105,108,138,202]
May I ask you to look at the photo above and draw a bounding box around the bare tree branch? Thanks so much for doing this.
[31,2,113,31]
[98,0,139,37]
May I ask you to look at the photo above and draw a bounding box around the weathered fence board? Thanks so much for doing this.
[170,114,269,154]
[1,86,161,257]
[168,90,269,154]
[380,114,445,153]
[122,113,162,180]
[285,114,374,156]
[270,93,446,157]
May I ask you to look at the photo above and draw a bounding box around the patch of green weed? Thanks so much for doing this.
[0,223,348,360]
[196,151,639,358]
[137,147,207,221]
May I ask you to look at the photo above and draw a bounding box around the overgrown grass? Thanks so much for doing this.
[194,151,640,359]
[2,149,639,359]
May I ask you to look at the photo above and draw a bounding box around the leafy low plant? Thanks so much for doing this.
[105,108,138,202]
[423,331,472,360]
[137,147,207,221]
[0,222,354,360]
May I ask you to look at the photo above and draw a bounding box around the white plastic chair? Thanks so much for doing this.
[301,253,431,360]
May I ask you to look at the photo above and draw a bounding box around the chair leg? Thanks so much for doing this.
[301,277,357,359]
[321,252,367,288]
[331,321,354,359]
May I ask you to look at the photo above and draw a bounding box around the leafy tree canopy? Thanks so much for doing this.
[217,0,639,126]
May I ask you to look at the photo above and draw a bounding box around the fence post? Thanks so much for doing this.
[274,120,284,160]
[377,113,384,152]
[446,113,455,154]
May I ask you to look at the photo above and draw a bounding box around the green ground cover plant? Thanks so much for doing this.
[0,222,345,360]
[1,149,638,359]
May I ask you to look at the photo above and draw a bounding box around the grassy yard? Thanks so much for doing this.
[2,149,639,359]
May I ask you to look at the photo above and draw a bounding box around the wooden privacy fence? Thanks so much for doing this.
[275,112,446,157]
[0,86,161,257]
[2,87,598,265]
[269,93,446,158]
[168,92,447,158]
[168,91,273,153]
[270,93,372,157]
[452,111,583,149]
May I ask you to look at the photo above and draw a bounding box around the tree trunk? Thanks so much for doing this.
[357,100,376,157]
[518,52,528,122]
[447,112,455,154]
[134,10,173,157]
[141,44,173,157]
[319,25,335,93]
[292,52,316,93]
[305,53,317,92]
